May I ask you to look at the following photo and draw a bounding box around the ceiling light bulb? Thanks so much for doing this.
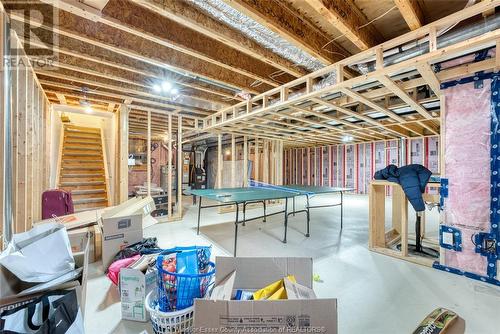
[342,135,353,142]
[171,88,179,95]
[225,149,231,156]
[153,84,161,93]
[85,106,92,114]
[162,81,172,92]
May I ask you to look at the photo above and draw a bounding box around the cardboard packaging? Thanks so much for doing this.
[0,233,90,318]
[194,257,337,333]
[68,227,95,263]
[101,213,143,269]
[119,267,156,322]
[100,196,157,268]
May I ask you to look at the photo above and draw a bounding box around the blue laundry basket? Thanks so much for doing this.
[156,246,215,312]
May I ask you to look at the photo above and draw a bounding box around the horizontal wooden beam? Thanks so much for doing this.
[304,0,382,50]
[394,0,424,31]
[8,6,270,94]
[135,0,306,77]
[222,0,349,64]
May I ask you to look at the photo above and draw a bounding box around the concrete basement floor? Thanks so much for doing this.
[85,194,500,334]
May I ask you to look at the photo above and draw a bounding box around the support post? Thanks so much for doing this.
[243,136,248,187]
[217,134,222,188]
[119,104,129,203]
[177,116,182,218]
[231,134,236,187]
[167,114,172,218]
[147,110,151,196]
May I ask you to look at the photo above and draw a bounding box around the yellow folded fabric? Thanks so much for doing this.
[267,286,287,300]
[252,275,296,300]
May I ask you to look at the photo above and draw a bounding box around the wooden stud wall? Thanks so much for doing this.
[284,136,439,193]
[1,31,51,244]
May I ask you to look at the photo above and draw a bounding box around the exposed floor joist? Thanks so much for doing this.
[221,0,349,64]
[304,0,383,50]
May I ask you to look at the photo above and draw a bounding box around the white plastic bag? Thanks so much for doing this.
[0,223,75,283]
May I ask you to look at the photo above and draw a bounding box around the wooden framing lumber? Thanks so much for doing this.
[167,114,172,218]
[222,0,348,64]
[304,0,382,50]
[135,0,306,77]
[394,0,424,30]
[8,8,268,94]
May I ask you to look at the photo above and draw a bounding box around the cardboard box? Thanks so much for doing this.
[119,267,156,322]
[68,227,95,263]
[193,257,338,333]
[101,213,143,268]
[0,232,90,318]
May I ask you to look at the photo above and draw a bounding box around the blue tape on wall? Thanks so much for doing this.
[488,75,500,279]
[437,70,500,286]
[439,225,462,251]
[439,178,448,209]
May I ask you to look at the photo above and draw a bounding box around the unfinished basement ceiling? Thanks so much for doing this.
[4,0,497,143]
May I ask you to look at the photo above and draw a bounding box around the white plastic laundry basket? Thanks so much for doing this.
[145,291,194,334]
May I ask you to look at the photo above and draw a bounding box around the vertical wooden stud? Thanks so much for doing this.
[217,134,222,188]
[231,134,236,187]
[167,114,172,218]
[177,116,182,217]
[147,110,151,196]
[243,136,248,187]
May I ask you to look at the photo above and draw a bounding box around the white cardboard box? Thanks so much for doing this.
[119,267,156,322]
[101,213,143,268]
[68,227,95,263]
[193,257,338,333]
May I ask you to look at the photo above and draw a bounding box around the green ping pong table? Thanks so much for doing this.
[190,182,353,256]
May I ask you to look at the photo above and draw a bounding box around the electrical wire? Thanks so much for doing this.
[358,5,397,30]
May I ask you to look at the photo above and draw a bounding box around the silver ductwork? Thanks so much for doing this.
[351,13,500,74]
[189,0,324,72]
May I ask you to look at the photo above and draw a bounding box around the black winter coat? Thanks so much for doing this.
[373,164,432,212]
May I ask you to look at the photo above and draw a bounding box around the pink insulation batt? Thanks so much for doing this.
[443,80,491,275]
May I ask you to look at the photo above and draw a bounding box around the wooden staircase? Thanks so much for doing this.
[58,124,110,212]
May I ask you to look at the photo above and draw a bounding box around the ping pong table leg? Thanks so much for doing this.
[263,201,267,222]
[242,202,246,226]
[340,191,344,229]
[234,203,239,257]
[283,197,288,243]
[305,195,310,237]
[197,196,202,235]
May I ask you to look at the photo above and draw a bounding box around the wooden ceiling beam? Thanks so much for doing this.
[311,98,407,138]
[39,81,208,118]
[35,70,216,115]
[286,105,384,141]
[34,55,231,108]
[134,0,306,77]
[394,0,424,31]
[99,0,293,87]
[378,75,433,119]
[221,0,349,64]
[340,88,405,123]
[304,0,383,50]
[416,63,442,97]
[7,6,269,94]
[55,93,67,105]
[19,34,240,102]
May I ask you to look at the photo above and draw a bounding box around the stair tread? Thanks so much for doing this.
[71,188,106,194]
[61,173,104,177]
[74,206,107,213]
[60,180,105,186]
[73,197,107,204]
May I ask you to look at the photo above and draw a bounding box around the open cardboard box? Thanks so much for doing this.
[0,231,90,317]
[193,257,337,333]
